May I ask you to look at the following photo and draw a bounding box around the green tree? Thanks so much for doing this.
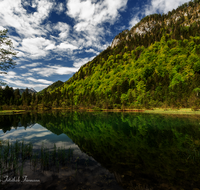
[121,93,128,105]
[121,78,129,93]
[0,86,3,105]
[128,90,134,103]
[22,88,31,106]
[193,87,200,97]
[14,89,21,105]
[0,29,18,85]
[129,79,135,89]
[4,85,14,105]
[31,93,36,106]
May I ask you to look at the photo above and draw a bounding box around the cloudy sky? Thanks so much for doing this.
[0,0,190,92]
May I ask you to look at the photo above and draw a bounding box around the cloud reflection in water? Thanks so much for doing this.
[0,123,78,151]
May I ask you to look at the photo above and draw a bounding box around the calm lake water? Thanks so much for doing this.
[0,111,200,190]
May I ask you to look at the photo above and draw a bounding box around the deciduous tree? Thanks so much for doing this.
[0,29,18,85]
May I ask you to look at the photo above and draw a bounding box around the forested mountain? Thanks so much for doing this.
[1,0,200,110]
[47,0,200,110]
[111,0,200,49]
[37,80,64,95]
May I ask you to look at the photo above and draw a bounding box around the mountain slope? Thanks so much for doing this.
[111,1,200,48]
[18,88,37,95]
[42,0,200,109]
[37,80,63,95]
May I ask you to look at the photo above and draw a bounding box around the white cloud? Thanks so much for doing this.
[3,78,49,90]
[0,0,53,38]
[19,37,55,59]
[19,62,42,69]
[57,43,78,50]
[128,6,143,29]
[73,56,95,68]
[45,44,56,50]
[144,0,190,16]
[10,38,21,49]
[129,16,140,29]
[66,0,128,48]
[21,73,33,77]
[31,0,38,8]
[27,77,53,84]
[0,0,127,65]
[59,31,69,39]
[54,3,65,15]
[16,51,26,58]
[0,71,50,91]
[129,0,191,29]
[27,62,42,67]
[44,22,70,39]
[45,22,53,32]
[67,0,95,20]
[0,0,56,60]
[53,22,70,39]
[0,26,6,30]
[67,0,128,26]
[21,0,31,7]
[30,65,78,77]
[0,0,130,91]
[1,71,19,79]
[85,48,99,54]
[94,43,109,51]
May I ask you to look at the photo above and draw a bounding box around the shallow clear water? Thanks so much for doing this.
[0,111,200,190]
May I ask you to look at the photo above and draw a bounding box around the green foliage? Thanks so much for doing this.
[43,31,200,109]
[37,80,64,95]
[2,0,200,109]
[0,29,18,85]
[0,86,38,109]
[193,87,200,96]
[120,93,128,105]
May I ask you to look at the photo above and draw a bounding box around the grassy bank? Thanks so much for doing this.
[61,107,200,114]
[1,107,200,115]
[144,108,200,115]
[0,110,26,115]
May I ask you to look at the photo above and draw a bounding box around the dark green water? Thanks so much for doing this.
[1,111,200,190]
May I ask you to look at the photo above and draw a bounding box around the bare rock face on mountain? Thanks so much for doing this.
[111,38,120,48]
[30,88,37,93]
[110,29,129,48]
[110,2,200,49]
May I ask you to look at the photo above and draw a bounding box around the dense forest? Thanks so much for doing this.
[1,0,200,110]
[37,80,64,96]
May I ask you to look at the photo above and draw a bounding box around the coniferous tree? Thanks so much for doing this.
[14,89,21,105]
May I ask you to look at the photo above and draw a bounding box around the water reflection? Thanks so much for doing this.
[0,123,75,150]
[1,111,200,189]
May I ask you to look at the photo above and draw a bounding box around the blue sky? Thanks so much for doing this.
[0,0,190,92]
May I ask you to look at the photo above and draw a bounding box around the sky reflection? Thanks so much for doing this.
[0,123,78,151]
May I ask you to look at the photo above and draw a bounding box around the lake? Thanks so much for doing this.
[0,111,200,190]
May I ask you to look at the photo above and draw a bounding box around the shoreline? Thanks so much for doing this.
[1,108,200,115]
[144,108,200,115]
[0,110,26,115]
[52,107,200,115]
